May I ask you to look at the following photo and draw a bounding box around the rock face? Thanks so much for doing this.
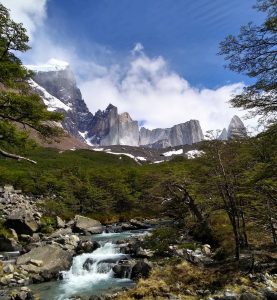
[227,115,247,139]
[88,104,140,146]
[140,120,204,147]
[28,62,93,140]
[218,128,228,141]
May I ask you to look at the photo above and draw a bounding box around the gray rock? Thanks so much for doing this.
[5,209,38,235]
[130,260,152,280]
[76,240,100,254]
[140,120,204,148]
[16,245,72,280]
[0,237,22,252]
[56,216,65,228]
[264,290,277,300]
[239,293,259,300]
[73,215,103,234]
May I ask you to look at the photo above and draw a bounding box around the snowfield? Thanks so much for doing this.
[29,79,71,112]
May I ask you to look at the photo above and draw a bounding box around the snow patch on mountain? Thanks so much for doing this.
[163,149,183,157]
[29,79,72,112]
[26,58,69,72]
[185,150,204,159]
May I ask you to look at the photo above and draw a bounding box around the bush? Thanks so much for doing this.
[144,226,179,256]
[40,216,57,234]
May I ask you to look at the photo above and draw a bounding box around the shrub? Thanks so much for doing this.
[144,226,179,256]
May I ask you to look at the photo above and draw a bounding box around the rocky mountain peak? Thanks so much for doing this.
[228,115,247,139]
[119,112,133,122]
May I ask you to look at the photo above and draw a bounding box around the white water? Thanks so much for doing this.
[54,242,129,299]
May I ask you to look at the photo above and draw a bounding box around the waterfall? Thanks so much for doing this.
[57,241,129,299]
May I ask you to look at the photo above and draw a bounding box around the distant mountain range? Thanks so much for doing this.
[27,60,247,149]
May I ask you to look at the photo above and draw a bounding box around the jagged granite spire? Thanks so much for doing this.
[218,128,228,140]
[227,115,247,139]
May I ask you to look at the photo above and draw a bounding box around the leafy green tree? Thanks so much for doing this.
[0,3,63,163]
[219,0,277,123]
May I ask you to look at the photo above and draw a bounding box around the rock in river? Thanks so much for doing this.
[16,244,72,281]
[73,215,103,234]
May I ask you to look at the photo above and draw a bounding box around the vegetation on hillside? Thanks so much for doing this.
[0,4,63,164]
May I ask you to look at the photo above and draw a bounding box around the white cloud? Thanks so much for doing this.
[1,0,47,39]
[79,50,246,132]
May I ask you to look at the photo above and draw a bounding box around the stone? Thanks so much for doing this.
[5,209,38,235]
[29,259,43,267]
[10,229,18,241]
[73,215,103,234]
[0,237,22,252]
[49,227,72,238]
[112,260,134,279]
[129,219,149,229]
[76,240,100,254]
[239,293,259,300]
[201,244,211,256]
[17,244,72,280]
[3,264,14,273]
[264,289,277,300]
[56,216,65,228]
[130,260,152,280]
[135,247,154,258]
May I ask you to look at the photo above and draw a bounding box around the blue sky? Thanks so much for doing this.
[3,0,264,131]
[44,0,264,88]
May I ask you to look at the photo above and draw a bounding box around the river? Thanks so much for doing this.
[29,230,150,300]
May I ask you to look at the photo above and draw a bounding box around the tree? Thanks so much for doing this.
[0,4,63,163]
[219,0,277,124]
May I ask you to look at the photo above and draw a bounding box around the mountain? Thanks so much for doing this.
[140,120,204,147]
[27,60,204,148]
[27,59,93,140]
[85,104,140,146]
[218,128,228,140]
[218,116,247,141]
[227,115,247,139]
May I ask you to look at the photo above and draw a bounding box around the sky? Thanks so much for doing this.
[2,0,265,132]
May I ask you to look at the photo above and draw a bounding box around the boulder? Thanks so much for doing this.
[239,293,259,300]
[9,287,34,300]
[129,219,149,229]
[76,240,100,254]
[49,227,72,238]
[3,263,15,273]
[264,289,277,300]
[16,244,72,281]
[113,261,133,279]
[130,260,152,280]
[0,237,22,252]
[56,216,65,228]
[5,209,38,235]
[73,215,103,234]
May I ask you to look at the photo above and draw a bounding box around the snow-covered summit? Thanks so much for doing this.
[25,58,70,72]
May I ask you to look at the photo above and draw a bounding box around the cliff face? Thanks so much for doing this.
[140,120,204,147]
[28,62,93,140]
[87,105,140,146]
[227,115,247,139]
